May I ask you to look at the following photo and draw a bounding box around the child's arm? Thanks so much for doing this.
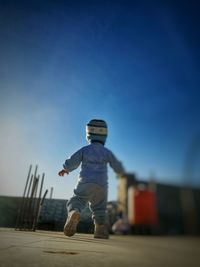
[108,151,125,176]
[59,148,83,176]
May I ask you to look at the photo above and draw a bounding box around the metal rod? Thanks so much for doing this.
[34,165,38,181]
[50,187,53,199]
[15,164,32,229]
[26,176,38,230]
[33,173,45,231]
[35,189,48,230]
[41,189,48,206]
[31,176,40,228]
[31,175,40,230]
[19,174,34,230]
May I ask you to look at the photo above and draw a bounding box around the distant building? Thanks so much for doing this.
[117,173,200,235]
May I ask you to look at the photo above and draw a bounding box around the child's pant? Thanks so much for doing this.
[67,182,108,225]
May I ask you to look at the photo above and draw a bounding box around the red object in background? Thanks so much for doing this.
[128,187,158,225]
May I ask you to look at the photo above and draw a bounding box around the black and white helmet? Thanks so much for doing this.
[86,119,108,145]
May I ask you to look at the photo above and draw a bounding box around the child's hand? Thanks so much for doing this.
[58,169,69,176]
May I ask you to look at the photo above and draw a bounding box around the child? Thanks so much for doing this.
[58,119,125,239]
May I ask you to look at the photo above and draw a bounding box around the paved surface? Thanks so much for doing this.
[0,228,200,267]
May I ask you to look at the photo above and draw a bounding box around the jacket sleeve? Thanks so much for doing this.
[63,148,83,172]
[108,150,125,175]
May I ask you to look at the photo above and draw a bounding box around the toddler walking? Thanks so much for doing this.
[58,119,125,239]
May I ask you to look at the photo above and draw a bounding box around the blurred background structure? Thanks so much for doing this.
[117,174,200,235]
[180,133,200,235]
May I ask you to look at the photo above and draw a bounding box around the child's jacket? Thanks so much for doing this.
[63,142,125,187]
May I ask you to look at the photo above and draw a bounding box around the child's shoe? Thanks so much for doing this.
[64,210,80,237]
[94,224,109,239]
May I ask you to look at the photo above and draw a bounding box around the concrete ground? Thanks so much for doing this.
[0,228,200,267]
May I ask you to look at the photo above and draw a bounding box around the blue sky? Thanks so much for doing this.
[0,0,200,200]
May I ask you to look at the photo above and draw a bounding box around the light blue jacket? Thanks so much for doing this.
[63,142,125,187]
